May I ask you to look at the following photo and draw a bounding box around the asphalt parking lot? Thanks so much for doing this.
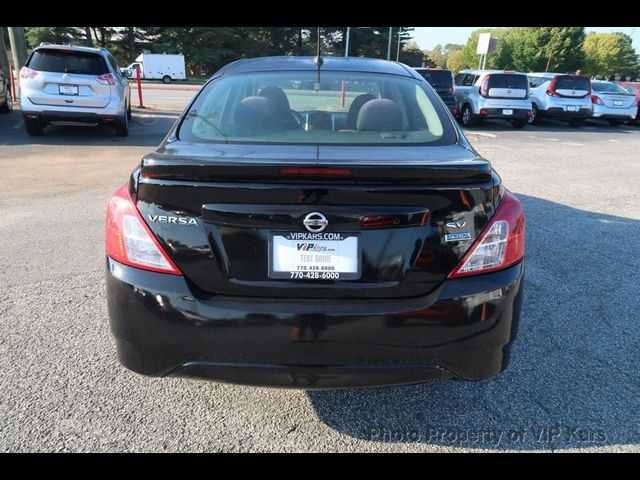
[0,85,639,452]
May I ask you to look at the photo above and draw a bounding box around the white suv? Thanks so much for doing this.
[19,44,131,136]
[454,70,532,128]
[527,73,592,126]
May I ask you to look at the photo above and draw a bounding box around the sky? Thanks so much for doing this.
[411,27,640,52]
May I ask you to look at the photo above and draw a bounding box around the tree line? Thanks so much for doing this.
[18,27,414,76]
[422,27,639,80]
[7,27,639,81]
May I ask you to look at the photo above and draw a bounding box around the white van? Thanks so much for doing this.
[124,53,186,84]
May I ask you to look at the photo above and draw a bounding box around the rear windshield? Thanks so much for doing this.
[528,75,553,89]
[415,70,453,89]
[178,71,454,146]
[486,74,528,90]
[554,76,590,91]
[28,49,108,75]
[592,82,632,95]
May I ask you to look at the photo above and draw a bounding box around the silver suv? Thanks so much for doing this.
[527,73,592,126]
[454,70,532,128]
[19,44,131,136]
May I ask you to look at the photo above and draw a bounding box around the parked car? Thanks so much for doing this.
[590,80,638,126]
[454,69,532,128]
[413,67,458,115]
[0,66,12,114]
[105,56,525,389]
[19,44,131,136]
[619,81,640,123]
[527,73,592,126]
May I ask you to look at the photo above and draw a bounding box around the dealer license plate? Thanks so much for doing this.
[269,232,360,280]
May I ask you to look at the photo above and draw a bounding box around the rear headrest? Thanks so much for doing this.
[356,99,403,131]
[259,86,291,116]
[346,93,375,129]
[234,96,273,133]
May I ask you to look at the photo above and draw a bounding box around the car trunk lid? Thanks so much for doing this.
[135,143,498,299]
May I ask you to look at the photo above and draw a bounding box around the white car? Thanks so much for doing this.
[19,44,131,136]
[590,80,638,126]
[527,73,592,126]
[454,70,532,128]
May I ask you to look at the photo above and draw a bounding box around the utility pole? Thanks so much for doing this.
[387,27,392,60]
[344,27,350,57]
[396,27,402,62]
[7,27,28,72]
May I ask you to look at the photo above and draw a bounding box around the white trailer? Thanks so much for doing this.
[124,53,186,84]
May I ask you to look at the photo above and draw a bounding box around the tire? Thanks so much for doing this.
[24,117,43,136]
[0,91,12,114]
[162,75,172,84]
[511,120,526,129]
[114,114,129,137]
[460,104,478,127]
[528,104,540,125]
[608,119,623,127]
[569,118,585,127]
[126,100,132,119]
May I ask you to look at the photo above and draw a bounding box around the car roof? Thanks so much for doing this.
[413,67,451,72]
[34,44,107,55]
[214,56,419,78]
[457,69,509,75]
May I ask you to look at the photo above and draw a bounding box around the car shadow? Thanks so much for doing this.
[0,108,180,147]
[306,194,640,450]
[462,118,638,134]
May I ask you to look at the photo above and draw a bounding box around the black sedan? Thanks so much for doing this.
[105,56,525,389]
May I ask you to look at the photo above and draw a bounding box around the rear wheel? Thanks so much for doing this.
[24,117,43,136]
[569,118,585,127]
[162,75,172,84]
[511,120,526,129]
[114,114,129,137]
[460,104,478,127]
[528,104,540,125]
[0,91,12,113]
[608,119,623,127]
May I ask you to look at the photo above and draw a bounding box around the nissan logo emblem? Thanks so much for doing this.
[303,212,328,233]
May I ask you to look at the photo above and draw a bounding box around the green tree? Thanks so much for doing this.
[509,27,585,72]
[399,41,424,66]
[446,49,466,72]
[426,45,446,68]
[25,27,82,47]
[583,32,639,78]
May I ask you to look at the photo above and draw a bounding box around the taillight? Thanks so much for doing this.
[480,75,490,97]
[19,67,38,79]
[96,73,117,85]
[105,184,182,275]
[448,190,525,278]
[280,167,352,176]
[546,77,559,97]
[591,95,603,105]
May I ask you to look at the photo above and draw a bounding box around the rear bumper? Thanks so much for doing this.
[106,258,524,389]
[19,94,125,124]
[22,110,125,126]
[480,108,530,120]
[591,104,637,120]
[541,107,591,119]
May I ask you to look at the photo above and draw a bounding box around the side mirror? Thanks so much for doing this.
[120,68,132,78]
